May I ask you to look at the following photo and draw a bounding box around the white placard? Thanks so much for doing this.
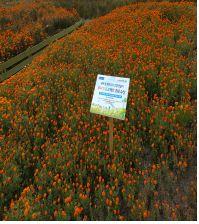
[90,74,130,120]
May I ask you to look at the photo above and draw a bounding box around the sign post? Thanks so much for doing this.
[90,74,130,153]
[109,117,114,153]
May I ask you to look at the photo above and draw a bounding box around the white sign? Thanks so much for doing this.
[90,74,130,120]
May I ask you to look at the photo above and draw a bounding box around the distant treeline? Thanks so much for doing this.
[54,0,197,19]
[54,0,138,18]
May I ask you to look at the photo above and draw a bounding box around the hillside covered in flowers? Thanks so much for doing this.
[0,1,197,221]
[0,0,79,62]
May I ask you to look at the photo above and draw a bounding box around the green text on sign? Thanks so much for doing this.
[90,74,130,120]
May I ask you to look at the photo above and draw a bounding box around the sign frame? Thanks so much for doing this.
[90,74,130,153]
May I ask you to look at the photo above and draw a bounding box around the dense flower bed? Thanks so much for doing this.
[0,0,79,62]
[0,2,196,221]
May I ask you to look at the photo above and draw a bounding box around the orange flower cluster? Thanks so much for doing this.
[74,206,83,217]
[0,1,196,221]
[0,0,79,61]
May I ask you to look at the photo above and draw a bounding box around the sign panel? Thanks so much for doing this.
[90,74,130,120]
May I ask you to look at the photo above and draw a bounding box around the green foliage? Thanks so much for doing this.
[54,0,140,18]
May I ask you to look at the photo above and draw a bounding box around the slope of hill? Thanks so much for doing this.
[0,0,80,61]
[0,2,196,221]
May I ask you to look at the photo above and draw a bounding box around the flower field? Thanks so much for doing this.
[0,0,79,62]
[0,1,197,221]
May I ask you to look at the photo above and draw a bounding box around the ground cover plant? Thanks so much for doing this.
[0,0,79,62]
[0,0,196,62]
[0,1,197,221]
